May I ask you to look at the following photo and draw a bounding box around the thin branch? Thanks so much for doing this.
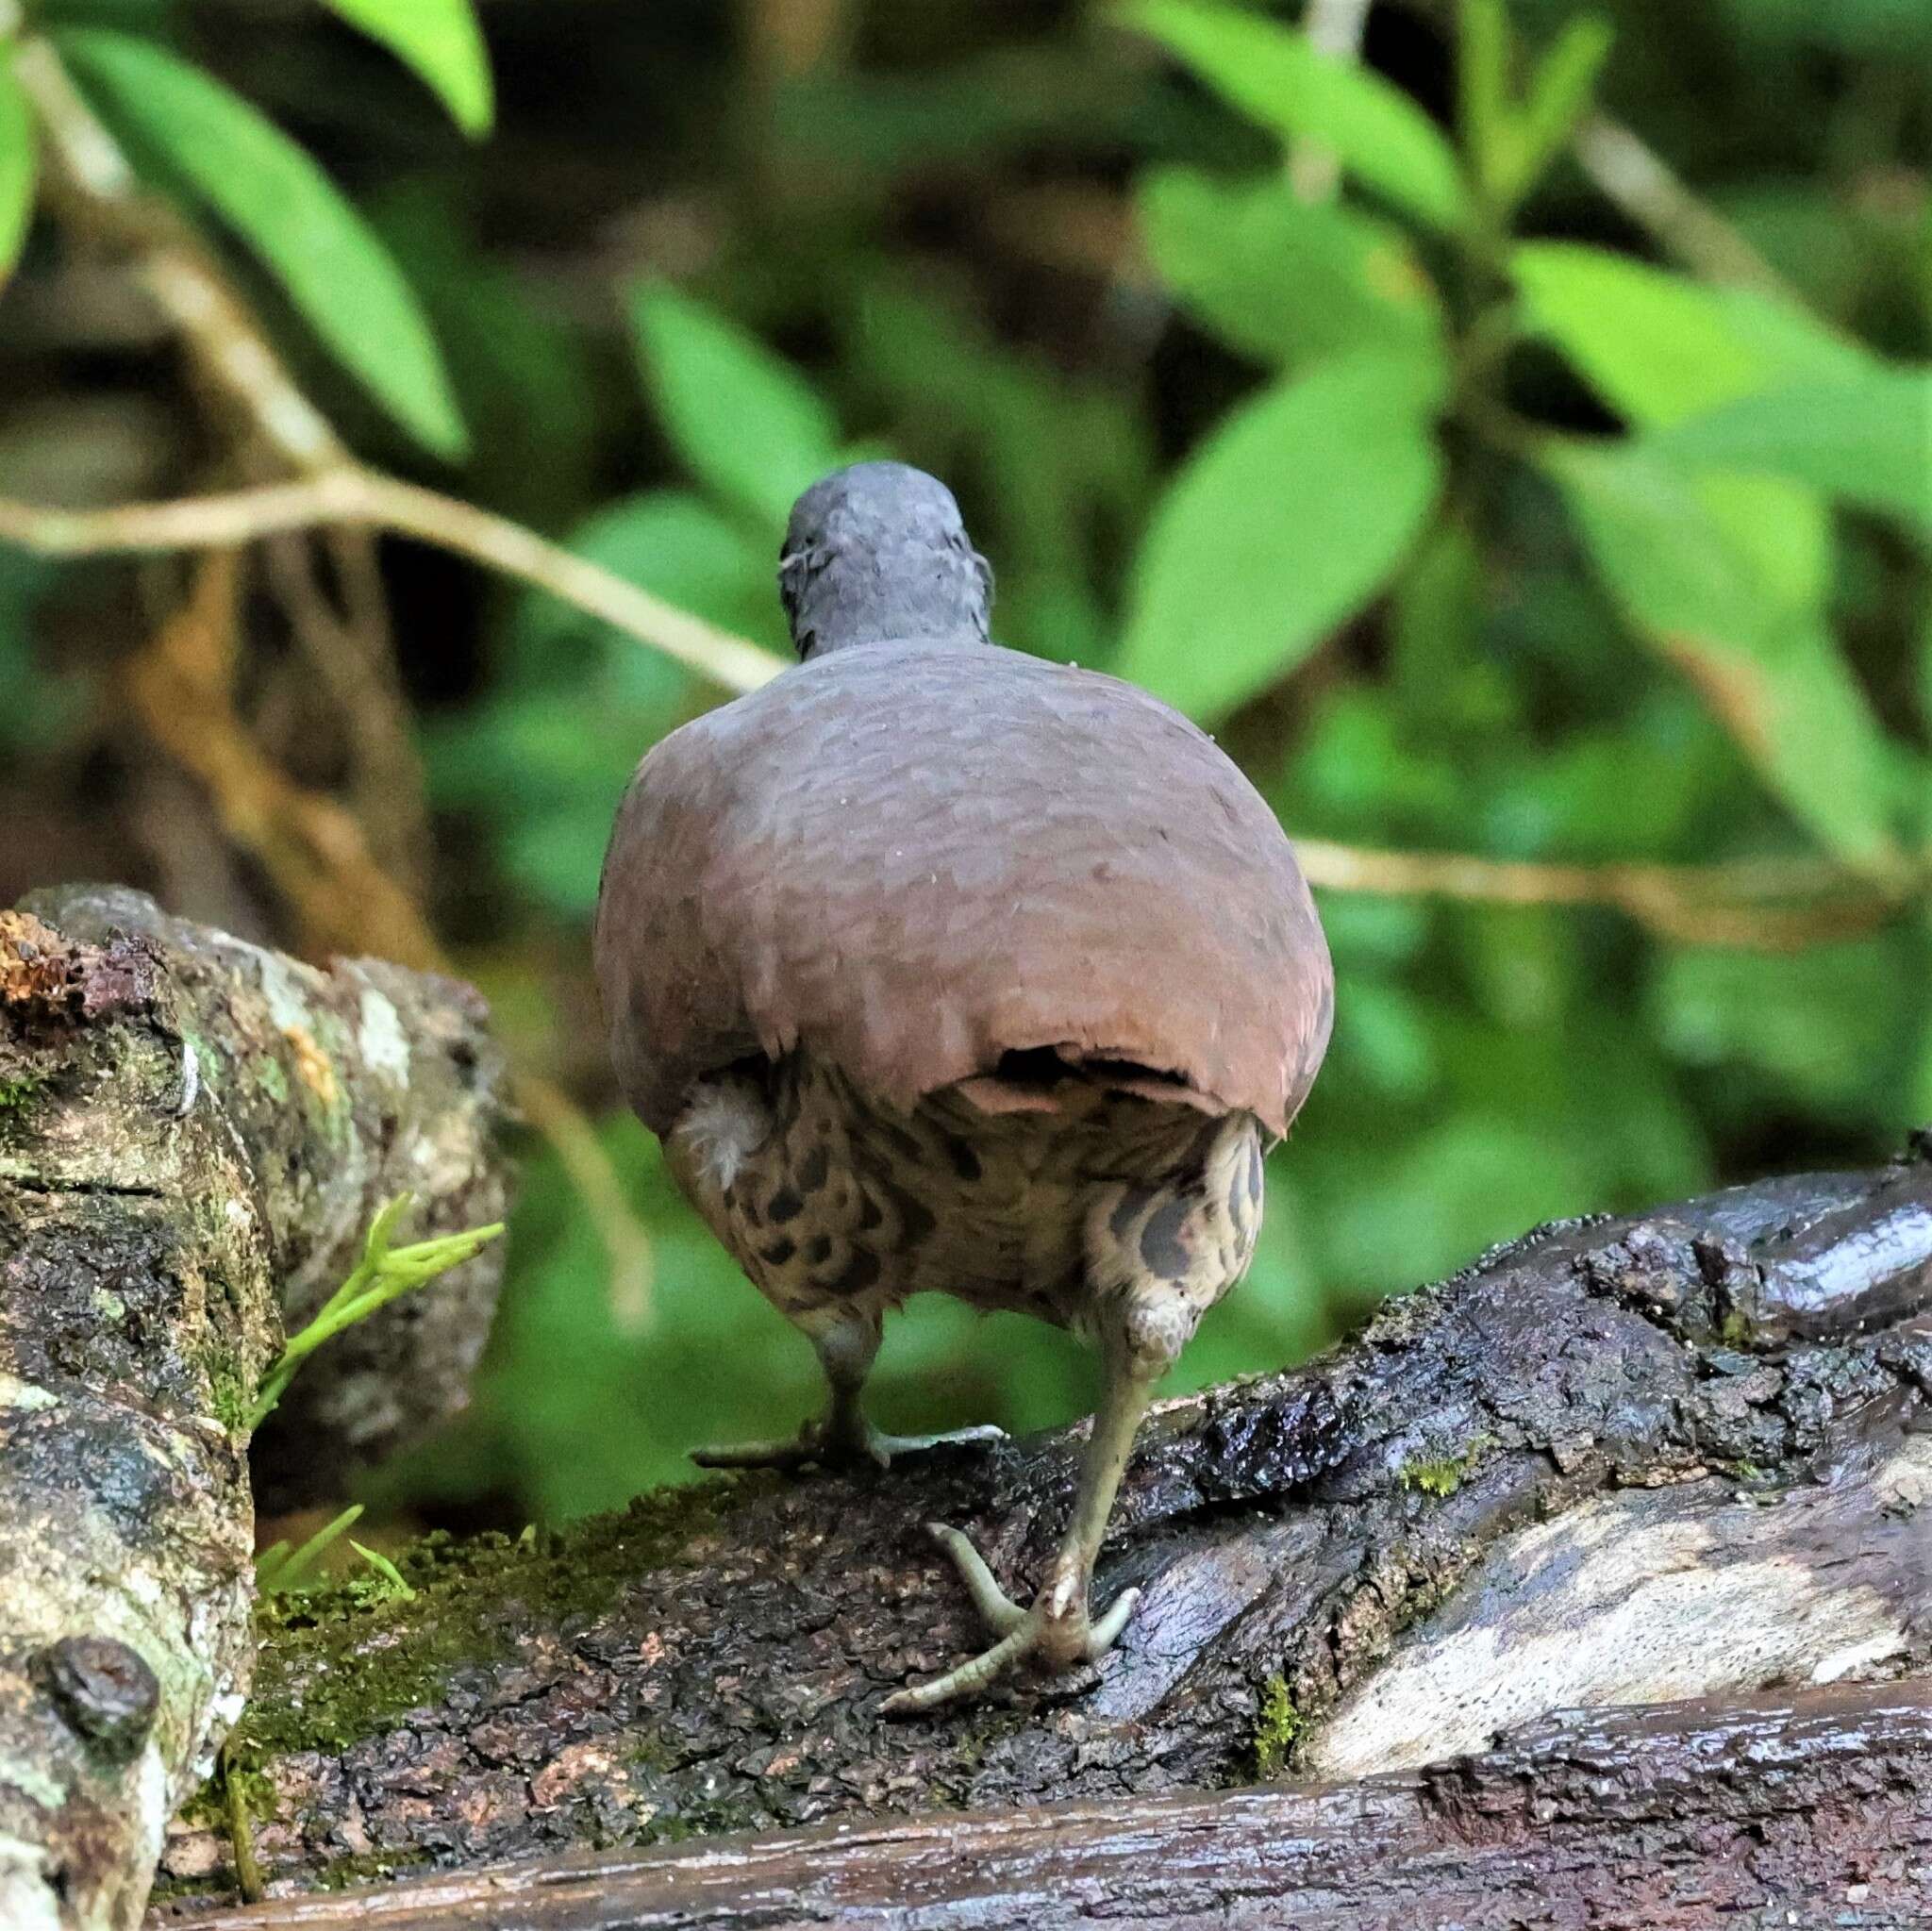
[1292,840,1897,948]
[10,33,345,473]
[516,1074,656,1334]
[8,28,664,1323]
[1289,0,1374,202]
[0,474,786,693]
[1573,113,1795,298]
[10,475,1893,951]
[259,532,431,893]
[124,550,438,969]
[122,552,659,1331]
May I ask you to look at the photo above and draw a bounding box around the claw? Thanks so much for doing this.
[880,1521,1142,1715]
[924,1523,1026,1635]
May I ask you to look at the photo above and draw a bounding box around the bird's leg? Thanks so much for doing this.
[692,1309,1005,1472]
[880,1333,1158,1714]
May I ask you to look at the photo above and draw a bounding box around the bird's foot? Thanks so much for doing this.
[878,1523,1141,1714]
[691,1419,1005,1473]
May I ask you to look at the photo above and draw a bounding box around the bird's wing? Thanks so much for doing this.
[594,639,1332,1137]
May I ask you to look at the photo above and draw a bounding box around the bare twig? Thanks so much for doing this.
[0,474,787,692]
[258,532,430,891]
[1,480,1904,950]
[517,1074,656,1334]
[1573,113,1795,298]
[740,0,851,80]
[123,550,438,969]
[10,33,344,472]
[1291,840,1896,948]
[1289,0,1374,202]
[8,29,667,1325]
[122,552,657,1329]
[18,25,433,889]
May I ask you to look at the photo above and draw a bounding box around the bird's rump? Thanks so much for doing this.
[595,636,1332,1139]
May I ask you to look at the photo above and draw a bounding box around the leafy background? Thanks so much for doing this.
[0,0,1927,1529]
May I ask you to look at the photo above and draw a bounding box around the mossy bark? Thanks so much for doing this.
[0,888,509,1931]
[155,1147,1932,1913]
[156,1679,1932,1928]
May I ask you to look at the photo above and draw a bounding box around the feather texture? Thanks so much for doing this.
[594,635,1332,1139]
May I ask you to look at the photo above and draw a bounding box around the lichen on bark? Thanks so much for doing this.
[0,888,511,1931]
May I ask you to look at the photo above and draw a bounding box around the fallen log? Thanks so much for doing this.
[156,1677,1932,1929]
[151,1143,1932,1910]
[0,887,511,1931]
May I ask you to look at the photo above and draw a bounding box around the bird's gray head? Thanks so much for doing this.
[779,462,993,660]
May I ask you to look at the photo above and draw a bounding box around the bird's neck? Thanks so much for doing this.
[791,583,989,660]
[789,554,989,660]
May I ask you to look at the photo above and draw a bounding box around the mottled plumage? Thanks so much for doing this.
[594,461,1332,1710]
[664,1051,1262,1340]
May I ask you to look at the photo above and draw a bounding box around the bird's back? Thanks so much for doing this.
[595,636,1332,1140]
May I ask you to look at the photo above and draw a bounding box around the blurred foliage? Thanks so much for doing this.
[1,0,1929,1525]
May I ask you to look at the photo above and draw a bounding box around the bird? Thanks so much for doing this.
[594,461,1332,1712]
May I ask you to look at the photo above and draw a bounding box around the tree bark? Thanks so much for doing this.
[0,887,511,1931]
[152,1677,1932,1928]
[150,1144,1932,1915]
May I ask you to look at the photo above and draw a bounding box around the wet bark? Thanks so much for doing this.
[154,1677,1932,1929]
[152,1144,1932,1915]
[0,886,510,1931]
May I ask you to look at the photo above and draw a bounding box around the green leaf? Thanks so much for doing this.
[1549,440,1903,873]
[58,29,466,458]
[1457,0,1511,206]
[1459,8,1612,219]
[256,1505,364,1593]
[1511,17,1612,204]
[347,1540,417,1599]
[1138,167,1446,368]
[1124,0,1468,233]
[1652,367,1932,536]
[321,0,493,136]
[1513,242,1868,427]
[631,282,843,528]
[0,57,35,288]
[1118,352,1444,721]
[1654,936,1918,1123]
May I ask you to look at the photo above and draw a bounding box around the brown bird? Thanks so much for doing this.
[595,462,1332,1711]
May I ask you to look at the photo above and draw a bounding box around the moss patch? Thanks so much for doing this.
[1399,1454,1468,1497]
[225,1484,744,1777]
[177,1761,275,1832]
[635,1794,765,1846]
[200,1343,254,1436]
[312,1848,434,1893]
[0,1070,50,1114]
[1252,1675,1306,1778]
[1398,1432,1492,1498]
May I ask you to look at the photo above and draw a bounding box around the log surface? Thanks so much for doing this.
[158,1678,1932,1929]
[0,887,510,1931]
[154,1145,1932,1908]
